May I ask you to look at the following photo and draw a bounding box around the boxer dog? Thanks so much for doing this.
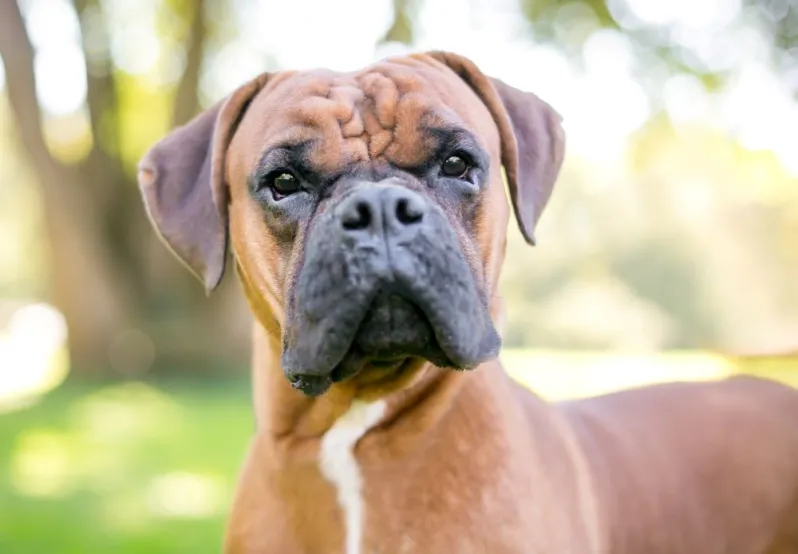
[137,51,798,553]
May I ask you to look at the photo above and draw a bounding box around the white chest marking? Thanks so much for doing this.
[320,400,386,554]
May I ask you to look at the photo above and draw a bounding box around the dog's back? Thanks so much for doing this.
[559,376,798,553]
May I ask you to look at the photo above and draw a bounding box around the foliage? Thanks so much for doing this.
[0,0,252,376]
[1,0,797,378]
[519,0,797,97]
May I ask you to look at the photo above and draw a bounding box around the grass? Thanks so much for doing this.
[1,350,797,553]
[0,379,253,554]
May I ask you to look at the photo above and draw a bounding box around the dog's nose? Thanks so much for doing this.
[339,186,427,235]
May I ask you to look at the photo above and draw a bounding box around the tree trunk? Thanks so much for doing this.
[0,0,251,377]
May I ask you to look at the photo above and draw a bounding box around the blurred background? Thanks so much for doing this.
[1,0,797,551]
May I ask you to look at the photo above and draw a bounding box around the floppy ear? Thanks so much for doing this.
[424,51,565,245]
[137,73,270,293]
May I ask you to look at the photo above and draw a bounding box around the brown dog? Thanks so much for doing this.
[137,51,798,553]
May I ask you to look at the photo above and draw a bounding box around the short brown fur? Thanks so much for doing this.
[138,52,798,553]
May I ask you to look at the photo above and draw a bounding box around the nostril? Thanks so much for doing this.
[342,201,372,230]
[395,198,424,225]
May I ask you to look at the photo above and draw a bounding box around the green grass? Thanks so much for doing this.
[2,351,797,553]
[0,379,253,554]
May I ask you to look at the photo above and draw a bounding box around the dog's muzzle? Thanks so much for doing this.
[282,181,500,396]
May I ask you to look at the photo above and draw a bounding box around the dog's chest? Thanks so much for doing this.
[319,400,387,554]
[316,400,590,554]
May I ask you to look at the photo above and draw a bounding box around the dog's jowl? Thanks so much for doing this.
[138,51,798,554]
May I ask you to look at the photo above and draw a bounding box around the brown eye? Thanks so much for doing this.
[270,172,300,197]
[442,155,469,178]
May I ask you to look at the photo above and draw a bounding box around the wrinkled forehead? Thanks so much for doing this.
[227,57,500,178]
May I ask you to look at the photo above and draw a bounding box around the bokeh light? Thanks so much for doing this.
[0,303,69,411]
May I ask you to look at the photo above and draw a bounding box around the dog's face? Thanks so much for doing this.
[138,52,564,397]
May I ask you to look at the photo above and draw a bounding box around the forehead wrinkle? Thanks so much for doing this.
[293,95,349,128]
[284,83,371,171]
[331,84,366,139]
[329,82,371,164]
[359,72,399,129]
[354,69,442,161]
[386,96,475,168]
[354,63,483,166]
[377,57,499,141]
[349,73,390,159]
[239,60,497,182]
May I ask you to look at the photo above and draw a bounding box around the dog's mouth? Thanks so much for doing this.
[328,291,453,385]
[283,276,489,397]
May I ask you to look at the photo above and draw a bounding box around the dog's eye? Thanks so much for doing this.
[269,172,301,198]
[441,155,469,178]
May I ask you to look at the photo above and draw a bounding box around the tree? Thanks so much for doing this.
[2,0,795,374]
[0,0,251,376]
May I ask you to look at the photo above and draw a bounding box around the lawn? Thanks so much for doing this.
[0,379,253,554]
[1,350,797,553]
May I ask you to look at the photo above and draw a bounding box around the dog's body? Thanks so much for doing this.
[138,52,798,553]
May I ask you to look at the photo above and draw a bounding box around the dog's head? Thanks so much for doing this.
[137,52,565,397]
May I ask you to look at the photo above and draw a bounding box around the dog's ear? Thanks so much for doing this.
[424,51,565,245]
[137,73,270,293]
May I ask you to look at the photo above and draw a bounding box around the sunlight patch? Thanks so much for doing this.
[503,349,736,400]
[69,381,184,444]
[0,302,69,413]
[145,471,227,519]
[10,429,76,498]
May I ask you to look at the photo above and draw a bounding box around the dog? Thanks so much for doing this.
[137,51,798,553]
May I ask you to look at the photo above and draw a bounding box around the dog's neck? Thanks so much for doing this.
[249,319,495,462]
[240,254,511,461]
